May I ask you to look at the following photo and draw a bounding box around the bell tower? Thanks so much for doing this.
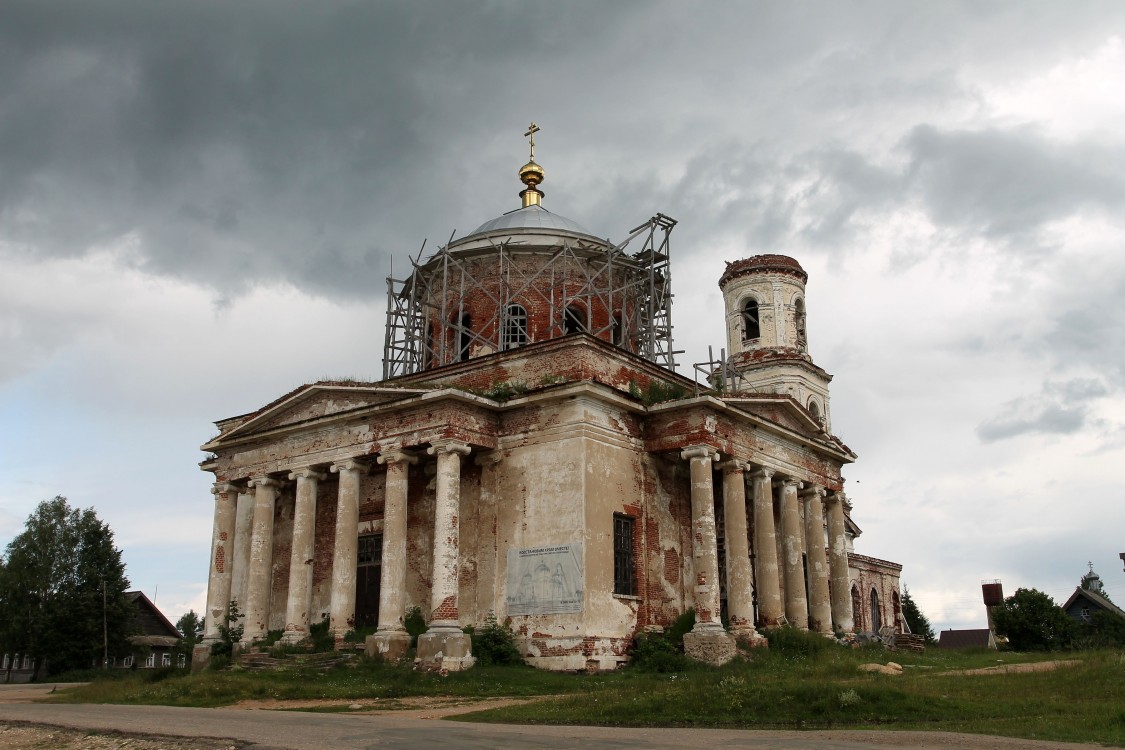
[719,254,833,431]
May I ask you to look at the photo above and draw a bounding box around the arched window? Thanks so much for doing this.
[564,304,586,335]
[502,304,528,350]
[795,297,807,350]
[742,298,761,340]
[457,312,472,362]
[611,313,624,346]
[851,585,863,631]
[870,588,882,631]
[808,398,821,422]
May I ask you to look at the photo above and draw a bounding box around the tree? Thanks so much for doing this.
[174,610,204,665]
[0,497,135,675]
[992,587,1076,651]
[900,585,936,645]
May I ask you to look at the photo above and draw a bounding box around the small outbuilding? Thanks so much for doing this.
[938,628,997,650]
[124,591,183,669]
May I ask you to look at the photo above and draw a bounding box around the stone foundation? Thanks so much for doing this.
[683,627,737,666]
[416,628,476,672]
[366,631,412,662]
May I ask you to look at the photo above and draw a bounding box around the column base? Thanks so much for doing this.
[683,626,737,666]
[366,630,412,662]
[190,643,212,673]
[281,629,307,645]
[416,627,475,672]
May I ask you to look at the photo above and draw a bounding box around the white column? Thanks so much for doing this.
[826,490,855,635]
[243,476,280,643]
[416,439,475,671]
[282,467,326,643]
[777,476,808,629]
[802,484,833,635]
[682,446,722,628]
[425,439,471,628]
[328,459,364,637]
[367,449,418,661]
[229,487,255,623]
[203,482,238,642]
[751,467,783,627]
[720,460,760,642]
[680,446,736,666]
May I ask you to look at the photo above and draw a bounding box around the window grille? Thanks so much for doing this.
[502,304,529,350]
[357,534,382,567]
[613,514,635,596]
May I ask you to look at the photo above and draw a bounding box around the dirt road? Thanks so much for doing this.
[0,683,1106,750]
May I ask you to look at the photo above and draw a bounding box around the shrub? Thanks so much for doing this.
[404,606,427,647]
[629,609,697,672]
[210,600,244,662]
[308,617,335,652]
[762,625,840,657]
[343,625,376,644]
[468,612,523,666]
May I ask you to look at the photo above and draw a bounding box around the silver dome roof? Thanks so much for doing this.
[462,205,598,240]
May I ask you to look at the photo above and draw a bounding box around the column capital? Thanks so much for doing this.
[474,450,503,467]
[330,458,367,474]
[799,484,826,500]
[377,449,420,466]
[211,482,242,496]
[680,444,719,462]
[288,467,327,481]
[428,439,471,457]
[773,476,804,490]
[248,476,281,489]
[717,458,748,474]
[750,466,776,481]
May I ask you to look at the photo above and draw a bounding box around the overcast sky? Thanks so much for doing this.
[2,1,1124,632]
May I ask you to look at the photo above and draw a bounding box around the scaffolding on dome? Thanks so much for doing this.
[382,213,678,379]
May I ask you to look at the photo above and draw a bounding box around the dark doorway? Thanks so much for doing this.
[354,533,382,629]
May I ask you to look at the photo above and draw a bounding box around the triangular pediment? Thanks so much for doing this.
[210,384,428,444]
[724,396,827,443]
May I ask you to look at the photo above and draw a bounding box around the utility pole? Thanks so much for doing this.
[102,578,108,670]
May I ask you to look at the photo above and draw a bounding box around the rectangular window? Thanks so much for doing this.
[178,654,186,669]
[123,655,133,668]
[145,653,155,669]
[613,514,635,596]
[161,653,171,667]
[357,534,382,567]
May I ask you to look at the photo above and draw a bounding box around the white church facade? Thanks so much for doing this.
[197,128,902,671]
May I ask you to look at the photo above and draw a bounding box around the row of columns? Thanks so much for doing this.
[678,445,854,652]
[202,441,475,668]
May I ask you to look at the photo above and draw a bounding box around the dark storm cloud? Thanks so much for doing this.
[902,125,1125,246]
[0,0,638,295]
[3,0,1125,297]
[664,125,1125,264]
[977,378,1109,443]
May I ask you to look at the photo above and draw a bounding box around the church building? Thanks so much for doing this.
[197,126,902,671]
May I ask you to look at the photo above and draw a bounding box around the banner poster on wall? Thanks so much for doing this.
[506,543,584,616]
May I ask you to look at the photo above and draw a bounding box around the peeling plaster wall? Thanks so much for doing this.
[268,486,295,632]
[849,554,903,634]
[309,475,339,624]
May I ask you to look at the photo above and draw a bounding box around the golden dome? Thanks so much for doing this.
[519,159,545,187]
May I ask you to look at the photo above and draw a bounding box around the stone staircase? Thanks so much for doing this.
[237,650,358,672]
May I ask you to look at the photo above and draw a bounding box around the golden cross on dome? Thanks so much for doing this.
[525,122,540,160]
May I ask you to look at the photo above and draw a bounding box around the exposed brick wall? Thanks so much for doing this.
[268,485,295,631]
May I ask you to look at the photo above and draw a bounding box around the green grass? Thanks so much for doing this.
[46,648,1125,746]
